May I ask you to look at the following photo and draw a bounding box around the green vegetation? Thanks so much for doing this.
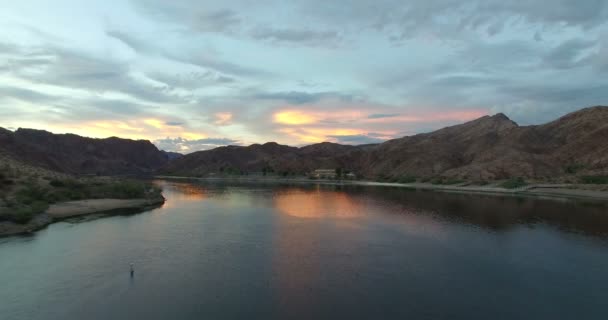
[398,176,417,184]
[430,178,444,185]
[473,180,489,186]
[430,177,464,185]
[580,175,608,184]
[0,165,161,224]
[374,174,389,182]
[335,168,343,179]
[500,177,527,189]
[565,164,585,174]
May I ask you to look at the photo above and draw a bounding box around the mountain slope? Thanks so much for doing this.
[0,128,168,175]
[161,106,608,181]
[161,141,364,176]
[364,106,608,180]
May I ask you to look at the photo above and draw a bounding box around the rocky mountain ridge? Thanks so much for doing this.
[162,106,608,181]
[0,128,169,175]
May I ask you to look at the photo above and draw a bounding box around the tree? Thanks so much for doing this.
[335,168,343,179]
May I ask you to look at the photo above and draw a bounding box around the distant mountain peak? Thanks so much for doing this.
[492,112,510,120]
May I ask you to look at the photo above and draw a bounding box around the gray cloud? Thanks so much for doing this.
[327,134,385,145]
[250,27,341,47]
[543,38,597,69]
[298,0,608,40]
[253,91,362,105]
[107,29,267,78]
[166,52,270,77]
[147,71,235,90]
[106,30,156,54]
[3,45,183,104]
[193,9,241,33]
[0,86,59,104]
[367,113,400,119]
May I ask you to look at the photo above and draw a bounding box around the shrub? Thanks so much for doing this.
[49,179,66,187]
[500,177,527,189]
[565,164,585,174]
[375,174,388,182]
[398,176,417,184]
[7,201,49,224]
[430,178,444,185]
[580,176,608,184]
[15,184,48,204]
[103,181,146,199]
[443,179,464,185]
[474,180,489,186]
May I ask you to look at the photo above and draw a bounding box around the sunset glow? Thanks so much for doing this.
[273,111,318,125]
[1,0,605,152]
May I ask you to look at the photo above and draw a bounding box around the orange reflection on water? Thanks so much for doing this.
[273,189,363,219]
[159,182,208,209]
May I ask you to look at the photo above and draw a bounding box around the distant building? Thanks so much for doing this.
[345,172,357,179]
[312,169,337,179]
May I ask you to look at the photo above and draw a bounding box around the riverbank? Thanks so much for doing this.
[0,196,164,237]
[155,175,608,202]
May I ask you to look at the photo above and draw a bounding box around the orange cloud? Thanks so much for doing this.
[273,110,318,125]
[47,119,207,141]
[271,107,488,145]
[279,127,394,144]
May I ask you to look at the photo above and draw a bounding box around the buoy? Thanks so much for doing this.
[130,263,134,277]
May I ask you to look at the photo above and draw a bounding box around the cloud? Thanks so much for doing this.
[154,137,241,152]
[297,0,608,40]
[543,38,597,69]
[192,9,241,33]
[0,86,60,104]
[3,45,184,104]
[1,0,607,148]
[146,71,236,90]
[214,112,233,125]
[327,134,385,144]
[250,27,341,47]
[254,91,361,104]
[107,29,267,78]
[367,113,400,119]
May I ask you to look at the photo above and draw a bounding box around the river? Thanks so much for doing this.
[1,180,607,319]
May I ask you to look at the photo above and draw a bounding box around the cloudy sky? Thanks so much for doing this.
[1,0,607,152]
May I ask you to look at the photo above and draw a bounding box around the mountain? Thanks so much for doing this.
[161,106,608,180]
[161,151,184,161]
[0,128,168,175]
[161,141,365,176]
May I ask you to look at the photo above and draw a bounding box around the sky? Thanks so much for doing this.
[0,0,607,153]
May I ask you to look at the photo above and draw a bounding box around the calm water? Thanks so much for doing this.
[1,181,608,320]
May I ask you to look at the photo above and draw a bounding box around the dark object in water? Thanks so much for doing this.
[130,263,134,277]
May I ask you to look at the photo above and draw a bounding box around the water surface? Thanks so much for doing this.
[1,181,608,319]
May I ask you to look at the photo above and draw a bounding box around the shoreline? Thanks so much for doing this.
[0,197,165,238]
[155,175,608,202]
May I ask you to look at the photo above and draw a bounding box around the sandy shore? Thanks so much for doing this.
[156,175,608,202]
[0,197,164,237]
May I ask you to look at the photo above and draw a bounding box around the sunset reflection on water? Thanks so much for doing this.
[273,188,364,219]
[156,181,208,209]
